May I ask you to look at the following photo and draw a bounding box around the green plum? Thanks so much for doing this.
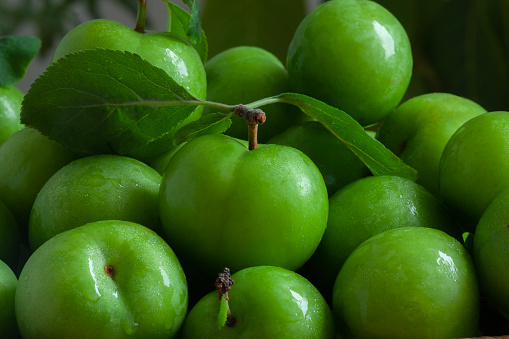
[267,121,370,196]
[474,187,509,319]
[287,0,413,126]
[149,142,186,175]
[0,85,24,145]
[180,266,335,338]
[439,111,509,231]
[0,200,20,271]
[302,175,461,303]
[16,220,188,338]
[203,46,308,143]
[0,128,78,240]
[377,93,486,197]
[333,227,480,339]
[159,133,329,276]
[0,260,19,338]
[52,18,207,161]
[28,154,163,250]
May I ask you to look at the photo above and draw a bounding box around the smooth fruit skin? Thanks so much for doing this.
[0,128,78,239]
[302,175,461,303]
[474,187,509,319]
[0,200,20,271]
[376,93,486,197]
[159,134,329,276]
[203,46,308,143]
[439,111,509,231]
[15,220,188,339]
[333,227,480,339]
[28,154,163,250]
[287,0,412,126]
[267,121,370,196]
[0,85,24,145]
[52,19,207,161]
[180,266,335,338]
[0,260,19,338]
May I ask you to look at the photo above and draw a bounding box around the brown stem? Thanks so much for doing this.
[234,105,266,151]
[135,0,147,33]
[215,267,236,327]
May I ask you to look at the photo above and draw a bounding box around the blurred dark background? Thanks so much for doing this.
[1,0,507,112]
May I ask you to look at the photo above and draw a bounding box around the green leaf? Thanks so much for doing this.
[182,0,203,44]
[217,295,228,330]
[174,112,232,145]
[260,93,418,181]
[0,35,41,86]
[163,1,208,63]
[21,49,201,156]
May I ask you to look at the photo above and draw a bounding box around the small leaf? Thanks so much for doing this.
[182,0,203,44]
[0,35,41,86]
[164,1,208,63]
[264,93,418,181]
[21,49,201,157]
[174,112,232,145]
[217,295,228,330]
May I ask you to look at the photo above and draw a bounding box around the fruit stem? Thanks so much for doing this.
[216,267,236,327]
[234,105,266,151]
[135,0,147,33]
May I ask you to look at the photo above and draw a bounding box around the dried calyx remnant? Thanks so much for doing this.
[234,104,266,151]
[216,267,236,327]
[104,264,115,277]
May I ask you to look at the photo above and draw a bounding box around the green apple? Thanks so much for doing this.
[439,111,509,231]
[203,46,309,143]
[474,187,509,319]
[159,133,329,276]
[0,128,78,241]
[333,227,479,338]
[301,175,462,303]
[28,154,163,250]
[180,266,336,338]
[16,220,188,338]
[267,120,370,196]
[376,93,486,197]
[287,0,413,126]
[52,18,207,161]
[0,260,19,338]
[0,200,20,270]
[0,85,24,145]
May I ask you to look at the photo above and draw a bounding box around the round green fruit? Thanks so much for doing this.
[267,120,370,196]
[439,111,509,231]
[0,85,24,146]
[203,46,308,143]
[28,154,163,250]
[287,0,413,126]
[0,200,20,270]
[0,260,19,338]
[333,227,480,339]
[16,220,188,339]
[159,134,329,276]
[52,19,207,161]
[181,266,335,338]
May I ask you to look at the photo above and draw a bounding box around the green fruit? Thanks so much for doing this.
[333,227,479,339]
[377,93,486,197]
[268,121,370,196]
[159,133,328,276]
[0,85,24,146]
[303,175,461,303]
[0,260,19,338]
[287,0,412,126]
[474,187,509,319]
[439,111,509,231]
[28,154,163,250]
[203,46,308,143]
[149,143,186,175]
[181,266,336,338]
[0,128,78,239]
[52,19,207,161]
[201,0,307,62]
[0,200,20,271]
[16,220,188,338]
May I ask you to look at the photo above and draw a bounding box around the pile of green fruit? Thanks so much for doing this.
[0,0,508,338]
